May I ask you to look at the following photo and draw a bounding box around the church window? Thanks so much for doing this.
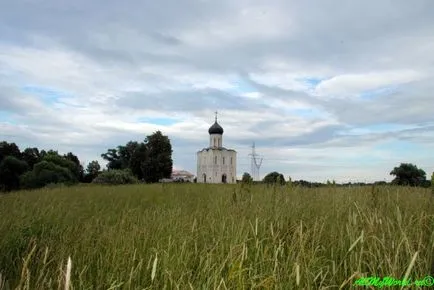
[223,157,225,165]
[231,157,233,165]
[214,156,217,164]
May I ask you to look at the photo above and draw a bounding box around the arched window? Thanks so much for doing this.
[223,157,225,165]
[230,157,233,165]
[214,156,217,164]
[222,174,227,183]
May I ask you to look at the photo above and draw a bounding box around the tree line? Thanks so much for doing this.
[0,131,173,192]
[1,130,432,192]
[242,163,433,188]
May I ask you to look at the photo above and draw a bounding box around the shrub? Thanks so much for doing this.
[0,156,29,191]
[20,161,77,189]
[92,169,138,185]
[263,171,286,185]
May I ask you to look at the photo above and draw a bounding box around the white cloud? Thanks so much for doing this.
[314,70,424,98]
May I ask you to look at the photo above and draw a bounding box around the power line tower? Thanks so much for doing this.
[248,142,263,181]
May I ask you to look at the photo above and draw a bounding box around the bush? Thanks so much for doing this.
[0,156,29,191]
[92,169,138,185]
[242,172,253,183]
[263,171,286,185]
[20,161,77,189]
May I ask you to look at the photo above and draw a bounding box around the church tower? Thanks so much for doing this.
[197,113,237,183]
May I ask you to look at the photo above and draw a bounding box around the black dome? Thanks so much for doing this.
[208,121,224,135]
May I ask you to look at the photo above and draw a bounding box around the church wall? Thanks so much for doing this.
[197,149,237,184]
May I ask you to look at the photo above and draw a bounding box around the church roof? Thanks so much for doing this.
[197,147,236,153]
[208,121,224,135]
[172,170,194,177]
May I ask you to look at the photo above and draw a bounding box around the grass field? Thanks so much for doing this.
[0,183,433,289]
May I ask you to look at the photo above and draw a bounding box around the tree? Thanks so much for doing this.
[0,156,29,191]
[242,172,253,183]
[129,143,148,180]
[101,148,123,170]
[142,131,173,183]
[390,163,426,186]
[21,147,41,169]
[0,141,21,163]
[100,131,173,182]
[263,171,286,185]
[42,152,80,182]
[118,141,140,169]
[20,160,76,189]
[64,152,84,181]
[84,160,101,182]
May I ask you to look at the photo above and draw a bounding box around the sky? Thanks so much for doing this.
[1,0,434,183]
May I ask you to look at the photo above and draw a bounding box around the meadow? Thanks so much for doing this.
[0,183,433,289]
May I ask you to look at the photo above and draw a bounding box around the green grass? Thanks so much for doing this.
[0,184,433,289]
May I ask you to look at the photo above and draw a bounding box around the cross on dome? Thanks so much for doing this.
[208,111,224,135]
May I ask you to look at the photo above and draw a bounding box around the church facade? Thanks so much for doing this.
[197,115,237,183]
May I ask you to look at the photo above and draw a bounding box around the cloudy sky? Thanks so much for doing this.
[1,0,434,182]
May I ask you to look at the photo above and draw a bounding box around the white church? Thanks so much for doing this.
[196,114,237,183]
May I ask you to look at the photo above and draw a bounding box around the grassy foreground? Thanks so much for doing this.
[0,184,433,289]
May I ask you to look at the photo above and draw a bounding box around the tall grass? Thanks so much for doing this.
[0,184,433,289]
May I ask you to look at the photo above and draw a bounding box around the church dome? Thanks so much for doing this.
[208,121,224,135]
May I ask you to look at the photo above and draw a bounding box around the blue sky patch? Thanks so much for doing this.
[296,77,325,89]
[359,86,397,100]
[289,107,328,118]
[373,140,422,155]
[0,111,16,124]
[363,123,414,133]
[230,78,259,94]
[21,85,67,104]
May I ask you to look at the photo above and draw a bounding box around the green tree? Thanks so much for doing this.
[42,152,80,182]
[390,163,426,186]
[101,148,123,170]
[242,172,253,183]
[100,131,173,182]
[21,147,41,169]
[142,131,173,183]
[20,161,76,189]
[0,141,21,163]
[130,143,148,180]
[84,160,101,182]
[101,141,148,179]
[64,152,84,181]
[263,171,286,185]
[0,156,29,191]
[118,141,140,169]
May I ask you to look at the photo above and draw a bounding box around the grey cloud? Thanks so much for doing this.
[320,80,434,126]
[149,32,183,46]
[234,124,345,147]
[2,0,433,74]
[0,87,29,113]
